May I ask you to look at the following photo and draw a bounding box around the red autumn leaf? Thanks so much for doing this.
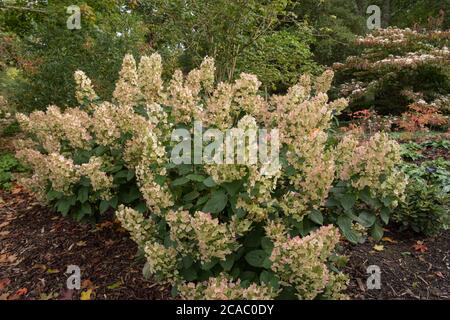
[0,278,11,291]
[413,241,428,253]
[15,288,28,296]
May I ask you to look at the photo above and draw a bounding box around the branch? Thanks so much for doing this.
[0,5,48,14]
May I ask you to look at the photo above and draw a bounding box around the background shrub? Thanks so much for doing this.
[333,28,450,116]
[393,160,450,236]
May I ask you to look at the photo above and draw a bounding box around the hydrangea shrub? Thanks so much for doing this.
[16,54,407,299]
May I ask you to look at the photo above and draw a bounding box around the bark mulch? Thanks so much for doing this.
[344,229,450,300]
[0,187,170,300]
[0,186,448,300]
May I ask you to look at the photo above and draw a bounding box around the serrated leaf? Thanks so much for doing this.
[183,190,200,202]
[172,176,190,187]
[186,174,205,182]
[219,254,235,271]
[245,250,267,268]
[261,237,274,254]
[77,187,89,203]
[203,176,217,187]
[337,215,359,244]
[380,207,390,224]
[202,191,227,214]
[339,193,356,212]
[358,211,376,228]
[371,222,384,241]
[181,267,197,281]
[99,200,109,214]
[308,210,323,225]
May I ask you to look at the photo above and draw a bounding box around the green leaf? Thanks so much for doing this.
[201,258,218,271]
[99,200,109,214]
[170,285,178,298]
[371,222,384,241]
[262,257,272,269]
[219,254,235,271]
[172,176,190,187]
[56,197,75,216]
[119,186,141,204]
[202,190,227,214]
[182,256,194,269]
[308,210,323,225]
[114,170,130,180]
[177,165,192,175]
[196,195,209,206]
[80,202,92,215]
[337,215,359,244]
[181,267,198,281]
[47,190,63,201]
[380,207,390,225]
[261,237,274,254]
[183,190,200,202]
[109,196,118,209]
[339,193,356,212]
[203,176,217,187]
[358,211,376,228]
[222,181,242,196]
[135,202,148,213]
[245,250,267,268]
[260,270,271,284]
[241,271,257,282]
[77,187,89,203]
[186,174,205,182]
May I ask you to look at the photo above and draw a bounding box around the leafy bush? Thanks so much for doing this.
[333,28,450,115]
[393,161,449,236]
[0,153,27,191]
[16,54,407,299]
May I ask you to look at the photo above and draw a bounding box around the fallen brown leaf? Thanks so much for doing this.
[76,241,87,247]
[0,253,17,264]
[0,278,11,291]
[382,236,397,243]
[15,288,28,296]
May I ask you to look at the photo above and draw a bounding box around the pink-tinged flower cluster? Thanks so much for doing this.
[266,223,348,299]
[79,156,113,200]
[336,132,407,204]
[178,273,278,300]
[116,205,156,247]
[143,242,180,285]
[166,210,239,263]
[17,106,91,152]
[74,70,98,107]
[113,54,140,106]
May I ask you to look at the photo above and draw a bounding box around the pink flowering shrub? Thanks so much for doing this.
[15,54,407,299]
[334,28,450,115]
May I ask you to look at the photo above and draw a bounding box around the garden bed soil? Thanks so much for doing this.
[1,187,448,300]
